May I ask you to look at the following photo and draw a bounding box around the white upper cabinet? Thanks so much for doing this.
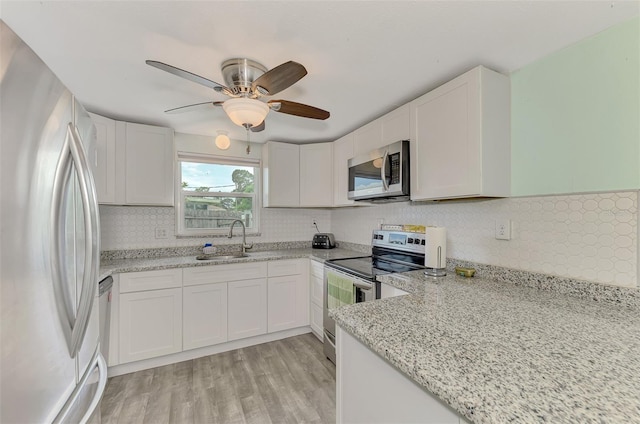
[121,122,174,206]
[353,119,383,157]
[352,104,411,157]
[332,133,355,207]
[410,66,510,201]
[90,113,174,206]
[262,141,300,207]
[300,143,333,207]
[89,113,117,204]
[263,141,333,208]
[381,104,411,144]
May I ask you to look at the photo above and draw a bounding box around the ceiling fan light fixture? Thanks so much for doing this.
[215,130,231,150]
[222,97,269,128]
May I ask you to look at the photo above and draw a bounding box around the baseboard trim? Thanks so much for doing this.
[107,326,312,377]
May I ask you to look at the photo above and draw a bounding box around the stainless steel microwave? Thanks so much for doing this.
[348,140,410,201]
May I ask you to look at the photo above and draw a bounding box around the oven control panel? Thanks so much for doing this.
[372,230,425,254]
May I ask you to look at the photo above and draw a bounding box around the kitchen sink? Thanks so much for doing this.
[196,253,248,261]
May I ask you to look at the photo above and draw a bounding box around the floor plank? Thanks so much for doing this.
[101,333,336,424]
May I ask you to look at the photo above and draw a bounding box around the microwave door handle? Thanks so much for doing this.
[380,149,390,192]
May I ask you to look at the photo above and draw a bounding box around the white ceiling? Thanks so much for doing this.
[1,1,638,145]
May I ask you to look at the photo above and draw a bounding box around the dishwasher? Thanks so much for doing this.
[98,276,113,364]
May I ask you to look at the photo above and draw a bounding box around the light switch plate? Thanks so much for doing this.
[495,219,511,240]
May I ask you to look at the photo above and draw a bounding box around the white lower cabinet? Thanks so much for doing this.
[119,288,182,363]
[310,303,323,339]
[337,327,467,424]
[267,274,309,332]
[309,260,324,339]
[228,278,268,341]
[380,282,410,299]
[114,259,313,368]
[183,282,228,350]
[267,259,309,333]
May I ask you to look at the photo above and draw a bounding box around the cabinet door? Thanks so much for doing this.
[124,122,174,206]
[300,143,333,207]
[119,288,182,363]
[88,113,117,204]
[333,133,355,207]
[309,261,323,307]
[267,274,309,333]
[310,303,323,340]
[262,141,300,207]
[381,104,410,144]
[228,278,267,341]
[183,283,228,350]
[410,70,481,200]
[353,120,383,157]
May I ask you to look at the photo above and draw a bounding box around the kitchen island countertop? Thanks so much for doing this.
[99,247,362,280]
[331,270,640,423]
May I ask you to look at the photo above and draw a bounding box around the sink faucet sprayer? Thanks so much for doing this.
[228,219,253,254]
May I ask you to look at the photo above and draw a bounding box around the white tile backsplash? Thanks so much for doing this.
[100,206,331,250]
[331,191,638,288]
[101,191,638,288]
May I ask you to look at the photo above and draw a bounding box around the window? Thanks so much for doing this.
[176,153,260,235]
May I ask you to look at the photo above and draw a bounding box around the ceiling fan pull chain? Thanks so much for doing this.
[245,126,251,155]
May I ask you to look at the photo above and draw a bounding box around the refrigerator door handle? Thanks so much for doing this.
[51,123,100,358]
[53,347,108,424]
[68,122,100,358]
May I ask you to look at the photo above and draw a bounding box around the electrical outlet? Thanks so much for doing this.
[495,219,511,240]
[312,217,317,228]
[155,227,168,239]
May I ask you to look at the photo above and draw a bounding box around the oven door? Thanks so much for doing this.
[322,267,374,364]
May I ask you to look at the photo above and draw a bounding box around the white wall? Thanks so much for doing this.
[331,191,638,288]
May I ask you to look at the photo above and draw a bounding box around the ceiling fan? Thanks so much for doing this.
[146,58,330,132]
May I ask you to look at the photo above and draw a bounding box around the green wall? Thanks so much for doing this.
[511,17,639,196]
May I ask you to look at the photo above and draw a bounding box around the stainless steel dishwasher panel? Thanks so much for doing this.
[98,276,113,364]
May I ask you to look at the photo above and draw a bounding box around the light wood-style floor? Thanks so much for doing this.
[100,333,336,424]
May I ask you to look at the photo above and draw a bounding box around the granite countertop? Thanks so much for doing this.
[331,270,640,423]
[99,247,361,280]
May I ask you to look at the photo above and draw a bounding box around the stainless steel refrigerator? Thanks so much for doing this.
[0,21,107,423]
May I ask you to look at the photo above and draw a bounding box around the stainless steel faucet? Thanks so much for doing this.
[228,219,253,254]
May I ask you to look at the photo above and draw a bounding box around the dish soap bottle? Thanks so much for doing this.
[203,243,217,255]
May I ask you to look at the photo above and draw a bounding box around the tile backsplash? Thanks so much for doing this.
[100,206,331,250]
[331,191,638,288]
[101,191,638,288]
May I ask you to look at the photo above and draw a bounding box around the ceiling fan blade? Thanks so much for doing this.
[146,60,231,93]
[252,61,307,96]
[164,102,218,114]
[268,100,330,120]
[250,121,266,132]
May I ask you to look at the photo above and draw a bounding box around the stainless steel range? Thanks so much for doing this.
[322,229,427,363]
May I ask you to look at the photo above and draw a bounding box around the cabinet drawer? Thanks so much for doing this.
[120,268,182,293]
[268,259,306,277]
[183,262,268,286]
